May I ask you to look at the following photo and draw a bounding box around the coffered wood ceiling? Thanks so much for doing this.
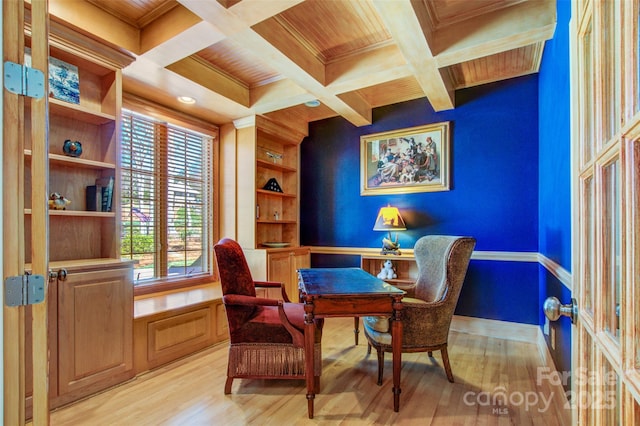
[49,0,556,134]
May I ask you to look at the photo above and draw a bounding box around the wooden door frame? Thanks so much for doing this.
[3,0,50,424]
[1,0,4,419]
[570,0,640,424]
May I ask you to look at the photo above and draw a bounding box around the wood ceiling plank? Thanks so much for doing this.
[197,39,280,87]
[274,0,390,62]
[251,18,325,85]
[371,0,455,111]
[434,0,556,67]
[239,23,372,125]
[425,0,524,30]
[450,42,544,90]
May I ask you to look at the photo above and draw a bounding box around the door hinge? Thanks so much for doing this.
[4,61,45,99]
[4,274,45,306]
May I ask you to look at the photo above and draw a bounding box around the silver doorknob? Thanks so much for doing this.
[543,297,577,324]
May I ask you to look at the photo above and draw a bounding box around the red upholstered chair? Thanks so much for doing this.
[363,235,476,385]
[213,238,322,394]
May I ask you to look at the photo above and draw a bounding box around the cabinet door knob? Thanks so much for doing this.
[49,268,68,282]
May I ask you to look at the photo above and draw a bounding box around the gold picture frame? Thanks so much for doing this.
[360,122,450,195]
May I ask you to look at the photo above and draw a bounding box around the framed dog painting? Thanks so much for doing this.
[360,122,450,195]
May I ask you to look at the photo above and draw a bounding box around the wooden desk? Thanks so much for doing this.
[297,267,405,419]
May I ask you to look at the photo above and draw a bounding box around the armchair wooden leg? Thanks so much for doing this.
[353,317,360,345]
[428,351,433,357]
[224,377,234,394]
[367,342,372,355]
[376,348,384,386]
[441,346,454,383]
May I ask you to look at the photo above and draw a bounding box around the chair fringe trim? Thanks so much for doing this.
[228,343,322,378]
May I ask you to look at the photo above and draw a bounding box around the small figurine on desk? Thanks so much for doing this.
[377,259,397,280]
[48,192,71,210]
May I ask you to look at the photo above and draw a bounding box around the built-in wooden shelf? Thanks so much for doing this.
[256,189,296,198]
[256,159,297,173]
[257,219,297,224]
[24,208,115,218]
[24,150,116,170]
[49,98,116,125]
[26,258,136,273]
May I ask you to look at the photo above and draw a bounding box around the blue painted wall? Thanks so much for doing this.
[539,0,572,270]
[299,0,573,390]
[538,0,572,388]
[301,76,540,324]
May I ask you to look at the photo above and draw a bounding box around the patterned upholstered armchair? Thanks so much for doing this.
[363,235,476,385]
[213,238,322,394]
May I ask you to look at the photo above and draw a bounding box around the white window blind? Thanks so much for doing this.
[121,110,213,284]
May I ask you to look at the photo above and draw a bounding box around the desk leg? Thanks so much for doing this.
[391,297,403,412]
[304,303,315,419]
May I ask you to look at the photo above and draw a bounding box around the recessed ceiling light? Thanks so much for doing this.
[178,96,196,104]
[304,99,321,107]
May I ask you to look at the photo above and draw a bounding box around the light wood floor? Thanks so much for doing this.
[49,318,571,425]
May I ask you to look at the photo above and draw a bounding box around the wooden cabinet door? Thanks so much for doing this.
[268,251,292,299]
[268,248,309,302]
[57,268,134,400]
[290,248,310,301]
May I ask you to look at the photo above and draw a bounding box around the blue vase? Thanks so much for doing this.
[63,140,82,157]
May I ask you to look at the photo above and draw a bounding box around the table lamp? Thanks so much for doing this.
[373,204,406,255]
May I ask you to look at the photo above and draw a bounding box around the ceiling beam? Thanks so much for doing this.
[180,0,373,126]
[48,0,139,53]
[139,5,208,56]
[166,56,250,107]
[326,44,414,94]
[434,0,556,67]
[227,0,306,27]
[124,56,252,121]
[142,21,227,67]
[371,0,454,111]
[251,79,315,114]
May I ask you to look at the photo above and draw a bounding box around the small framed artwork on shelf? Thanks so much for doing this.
[25,48,80,104]
[360,121,450,195]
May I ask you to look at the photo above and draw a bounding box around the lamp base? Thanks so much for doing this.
[381,234,401,255]
[380,248,402,256]
[380,232,400,256]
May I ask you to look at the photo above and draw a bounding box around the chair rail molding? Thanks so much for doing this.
[309,247,573,291]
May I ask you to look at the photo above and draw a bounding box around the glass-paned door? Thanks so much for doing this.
[571,0,640,424]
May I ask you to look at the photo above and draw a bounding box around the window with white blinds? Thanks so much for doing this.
[121,110,213,285]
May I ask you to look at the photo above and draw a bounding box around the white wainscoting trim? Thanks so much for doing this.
[451,315,539,343]
[538,253,573,291]
[309,247,573,290]
[470,250,539,262]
